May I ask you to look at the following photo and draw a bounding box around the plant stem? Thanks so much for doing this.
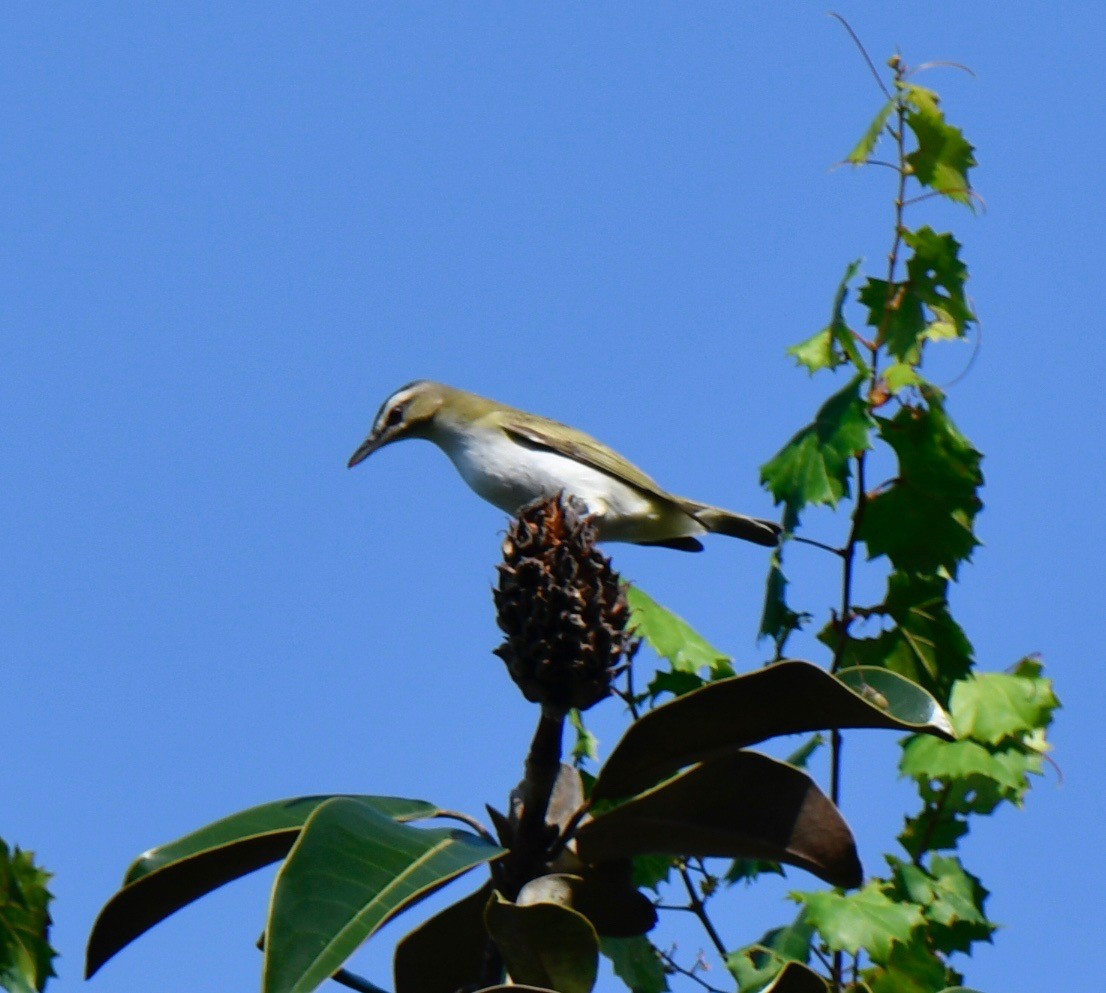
[678,864,729,962]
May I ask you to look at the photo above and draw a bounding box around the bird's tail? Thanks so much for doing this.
[687,503,781,547]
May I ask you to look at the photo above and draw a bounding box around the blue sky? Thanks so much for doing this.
[4,5,1102,992]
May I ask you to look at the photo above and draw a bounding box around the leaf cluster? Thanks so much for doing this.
[0,841,56,993]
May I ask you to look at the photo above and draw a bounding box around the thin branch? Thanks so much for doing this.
[329,969,390,993]
[911,59,976,77]
[678,864,729,961]
[829,12,892,100]
[430,809,498,846]
[658,948,729,993]
[792,534,845,557]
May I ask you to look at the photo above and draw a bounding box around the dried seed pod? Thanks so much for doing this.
[493,493,634,713]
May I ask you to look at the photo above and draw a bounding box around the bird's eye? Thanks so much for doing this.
[385,406,404,427]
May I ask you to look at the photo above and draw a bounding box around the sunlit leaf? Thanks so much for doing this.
[949,663,1059,745]
[485,895,598,993]
[887,856,993,955]
[761,374,874,528]
[847,101,895,164]
[862,930,950,993]
[264,798,503,993]
[902,83,976,206]
[626,586,733,679]
[860,391,983,577]
[788,260,867,374]
[0,842,56,993]
[796,882,922,961]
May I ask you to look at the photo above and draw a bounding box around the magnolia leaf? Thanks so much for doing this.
[516,865,656,938]
[626,586,733,679]
[761,374,874,529]
[86,795,437,979]
[393,882,493,993]
[578,751,862,889]
[796,882,923,962]
[860,392,983,577]
[599,936,669,993]
[902,83,976,206]
[264,798,504,993]
[836,668,953,736]
[485,895,599,993]
[0,843,56,993]
[591,660,953,803]
[762,962,829,993]
[847,100,895,164]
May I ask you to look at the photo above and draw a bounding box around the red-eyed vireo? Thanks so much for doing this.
[348,381,780,552]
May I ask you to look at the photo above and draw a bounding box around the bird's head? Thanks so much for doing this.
[347,380,448,467]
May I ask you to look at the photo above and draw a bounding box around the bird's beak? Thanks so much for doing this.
[347,431,386,468]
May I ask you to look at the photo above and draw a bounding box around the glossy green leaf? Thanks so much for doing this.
[591,660,954,803]
[264,798,504,993]
[393,882,493,993]
[0,842,56,993]
[796,882,923,961]
[578,752,862,889]
[837,668,954,733]
[86,794,436,979]
[761,374,874,529]
[599,936,669,993]
[485,894,598,993]
[626,586,734,679]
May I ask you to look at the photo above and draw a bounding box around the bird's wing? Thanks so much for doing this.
[501,416,677,502]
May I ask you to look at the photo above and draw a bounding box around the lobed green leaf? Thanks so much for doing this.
[796,882,922,962]
[788,260,867,375]
[599,936,669,993]
[901,83,977,206]
[0,842,56,993]
[626,586,734,681]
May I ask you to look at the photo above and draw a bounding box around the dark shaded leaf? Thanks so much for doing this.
[591,660,953,803]
[631,856,672,892]
[796,882,922,961]
[599,936,669,993]
[863,931,950,993]
[518,865,656,938]
[86,795,435,978]
[761,374,874,528]
[578,752,862,889]
[485,894,598,993]
[762,962,829,993]
[0,842,56,993]
[264,798,504,993]
[860,392,983,577]
[724,858,784,886]
[887,856,993,955]
[393,882,493,993]
[545,764,586,834]
[860,276,927,367]
[759,551,809,652]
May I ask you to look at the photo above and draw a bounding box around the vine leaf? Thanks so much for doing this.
[627,585,734,688]
[788,260,867,374]
[901,83,977,206]
[761,374,875,529]
[599,937,669,993]
[847,100,895,164]
[263,798,504,993]
[948,658,1059,745]
[0,842,56,993]
[725,909,814,992]
[860,390,983,577]
[796,882,922,961]
[887,855,993,955]
[862,930,951,993]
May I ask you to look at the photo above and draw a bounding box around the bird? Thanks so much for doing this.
[347,381,780,552]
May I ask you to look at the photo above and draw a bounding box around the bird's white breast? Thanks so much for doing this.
[438,427,656,523]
